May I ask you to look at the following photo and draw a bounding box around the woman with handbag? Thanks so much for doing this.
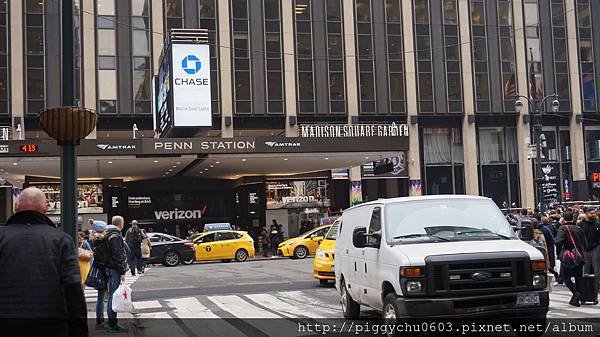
[78,231,94,286]
[556,211,588,307]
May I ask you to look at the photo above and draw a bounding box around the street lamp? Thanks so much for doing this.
[514,93,559,212]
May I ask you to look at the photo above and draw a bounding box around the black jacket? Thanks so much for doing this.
[579,219,600,251]
[555,223,588,258]
[125,226,143,255]
[0,211,88,336]
[105,225,128,274]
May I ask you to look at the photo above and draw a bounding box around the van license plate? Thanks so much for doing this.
[516,293,539,307]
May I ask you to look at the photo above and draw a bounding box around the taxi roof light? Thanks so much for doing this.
[400,267,424,277]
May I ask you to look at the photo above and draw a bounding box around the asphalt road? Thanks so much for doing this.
[87,258,600,337]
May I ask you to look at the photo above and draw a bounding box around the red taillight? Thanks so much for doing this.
[184,243,195,248]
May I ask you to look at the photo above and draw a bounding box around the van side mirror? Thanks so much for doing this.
[353,227,381,249]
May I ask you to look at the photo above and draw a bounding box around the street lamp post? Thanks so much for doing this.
[514,94,560,212]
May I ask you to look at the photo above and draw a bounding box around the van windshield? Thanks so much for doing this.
[386,199,516,242]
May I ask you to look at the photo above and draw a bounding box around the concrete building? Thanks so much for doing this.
[1,0,600,231]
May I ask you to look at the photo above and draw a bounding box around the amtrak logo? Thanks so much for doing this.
[182,55,201,75]
[97,144,136,150]
[265,141,301,148]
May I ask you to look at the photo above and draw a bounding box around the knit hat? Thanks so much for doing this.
[92,220,107,232]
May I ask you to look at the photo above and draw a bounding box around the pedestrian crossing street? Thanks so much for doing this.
[84,273,142,303]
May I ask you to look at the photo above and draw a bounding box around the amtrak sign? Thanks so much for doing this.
[171,43,212,127]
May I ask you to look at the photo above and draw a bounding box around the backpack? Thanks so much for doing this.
[92,237,111,266]
[530,234,547,258]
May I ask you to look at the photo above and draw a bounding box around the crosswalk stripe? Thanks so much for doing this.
[133,300,162,310]
[166,297,219,319]
[243,294,302,318]
[245,293,340,318]
[208,295,282,319]
[275,290,340,311]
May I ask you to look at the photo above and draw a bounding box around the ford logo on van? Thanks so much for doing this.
[471,271,491,281]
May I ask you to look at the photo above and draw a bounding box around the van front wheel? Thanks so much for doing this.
[340,280,360,319]
[383,293,399,324]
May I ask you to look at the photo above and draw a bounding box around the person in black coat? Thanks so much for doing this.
[555,211,588,307]
[0,187,88,337]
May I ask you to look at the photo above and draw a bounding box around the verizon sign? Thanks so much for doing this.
[154,208,203,220]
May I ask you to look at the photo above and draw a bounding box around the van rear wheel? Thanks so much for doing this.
[340,279,360,319]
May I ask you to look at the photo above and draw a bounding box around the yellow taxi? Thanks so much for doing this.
[278,225,332,259]
[313,218,340,285]
[192,230,255,262]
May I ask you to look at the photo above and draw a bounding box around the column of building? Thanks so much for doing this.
[83,0,97,138]
[402,0,421,195]
[218,0,233,138]
[10,1,24,139]
[565,0,589,199]
[458,0,479,196]
[512,0,535,208]
[282,0,298,137]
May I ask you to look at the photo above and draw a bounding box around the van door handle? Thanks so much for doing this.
[364,263,367,273]
[354,261,357,272]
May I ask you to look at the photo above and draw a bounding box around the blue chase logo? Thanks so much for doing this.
[181,55,201,75]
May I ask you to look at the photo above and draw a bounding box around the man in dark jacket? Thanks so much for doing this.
[580,210,600,297]
[125,220,144,276]
[100,215,128,333]
[556,211,588,306]
[0,187,88,337]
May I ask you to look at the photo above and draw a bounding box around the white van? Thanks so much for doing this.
[335,196,549,330]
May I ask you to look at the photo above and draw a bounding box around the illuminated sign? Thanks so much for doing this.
[19,144,39,153]
[171,44,212,127]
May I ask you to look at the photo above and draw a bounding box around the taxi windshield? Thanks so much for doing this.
[325,221,340,240]
[386,198,516,242]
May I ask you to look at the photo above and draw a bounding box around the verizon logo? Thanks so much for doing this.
[97,144,136,150]
[154,206,207,220]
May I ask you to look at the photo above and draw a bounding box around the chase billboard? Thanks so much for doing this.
[171,43,212,127]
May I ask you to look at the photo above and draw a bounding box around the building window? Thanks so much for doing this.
[199,0,220,115]
[524,0,543,100]
[385,0,404,114]
[0,1,8,115]
[327,0,346,114]
[132,0,151,115]
[24,0,45,115]
[414,0,433,113]
[355,0,376,114]
[550,0,570,112]
[443,0,461,113]
[165,0,183,31]
[478,127,520,207]
[231,0,252,114]
[498,0,516,112]
[576,0,596,112]
[295,0,314,114]
[470,0,490,112]
[264,0,284,114]
[96,0,117,114]
[422,128,465,195]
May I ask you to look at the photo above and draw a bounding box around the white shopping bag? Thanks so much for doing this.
[111,282,134,313]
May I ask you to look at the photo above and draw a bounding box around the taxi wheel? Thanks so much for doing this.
[182,257,194,265]
[162,251,180,267]
[293,246,308,259]
[235,249,248,262]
